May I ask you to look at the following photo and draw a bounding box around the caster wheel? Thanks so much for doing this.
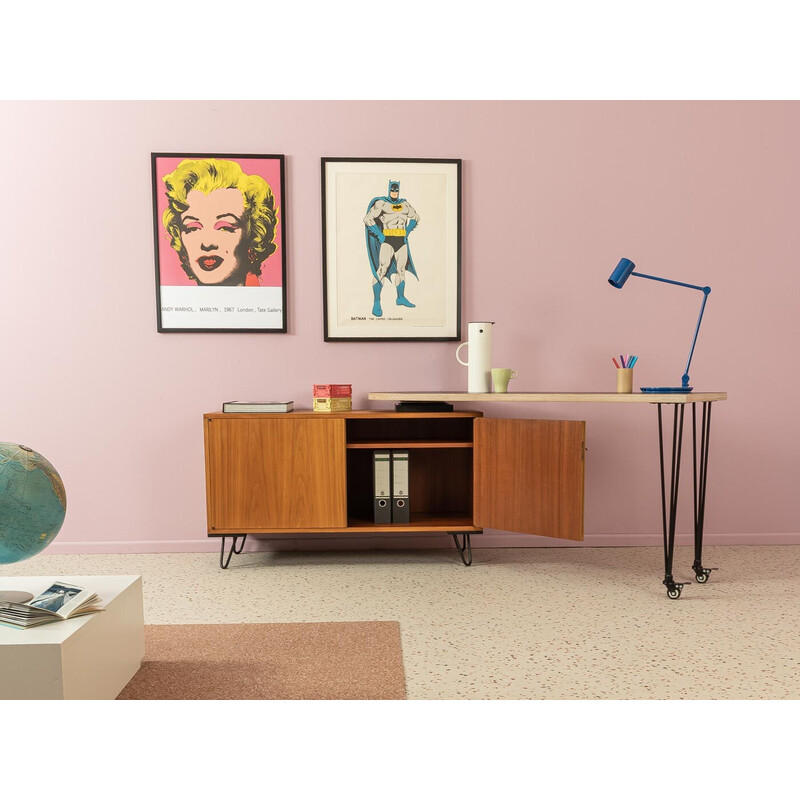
[667,586,682,600]
[696,571,709,583]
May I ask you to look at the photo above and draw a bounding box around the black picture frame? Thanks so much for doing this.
[321,157,461,341]
[152,152,287,333]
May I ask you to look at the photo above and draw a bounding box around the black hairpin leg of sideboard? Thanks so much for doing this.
[691,402,718,584]
[451,533,473,566]
[219,535,248,569]
[656,404,689,599]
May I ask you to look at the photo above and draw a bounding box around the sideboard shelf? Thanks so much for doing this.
[206,514,480,535]
[346,440,473,449]
[345,513,480,532]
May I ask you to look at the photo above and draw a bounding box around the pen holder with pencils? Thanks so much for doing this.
[613,355,637,393]
[616,368,634,393]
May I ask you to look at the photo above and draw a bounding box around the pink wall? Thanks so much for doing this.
[3,101,798,553]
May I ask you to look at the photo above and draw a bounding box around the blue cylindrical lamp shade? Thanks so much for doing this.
[609,258,636,288]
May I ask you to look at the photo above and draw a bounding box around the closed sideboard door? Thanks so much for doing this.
[204,417,348,531]
[473,418,586,541]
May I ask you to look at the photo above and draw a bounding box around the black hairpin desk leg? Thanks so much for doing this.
[220,534,247,569]
[656,404,689,599]
[691,402,717,584]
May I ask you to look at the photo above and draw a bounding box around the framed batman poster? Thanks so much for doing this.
[321,157,461,341]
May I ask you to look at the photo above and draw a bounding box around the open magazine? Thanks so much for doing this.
[0,581,104,629]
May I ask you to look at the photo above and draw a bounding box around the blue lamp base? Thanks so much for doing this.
[641,386,694,393]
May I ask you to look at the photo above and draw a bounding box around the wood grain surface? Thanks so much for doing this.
[474,418,586,541]
[205,417,347,531]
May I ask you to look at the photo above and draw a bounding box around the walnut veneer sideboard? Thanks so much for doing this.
[203,410,586,569]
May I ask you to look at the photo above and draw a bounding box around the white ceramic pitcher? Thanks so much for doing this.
[455,322,494,392]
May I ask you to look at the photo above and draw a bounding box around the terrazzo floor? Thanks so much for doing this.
[2,545,797,700]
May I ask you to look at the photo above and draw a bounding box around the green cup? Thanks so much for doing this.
[491,368,518,393]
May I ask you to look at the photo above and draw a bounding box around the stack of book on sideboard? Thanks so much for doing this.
[222,401,294,413]
[313,384,352,412]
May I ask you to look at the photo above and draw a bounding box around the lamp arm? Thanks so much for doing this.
[631,271,707,293]
[681,287,711,389]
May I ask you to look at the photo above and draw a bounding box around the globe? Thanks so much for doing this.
[0,442,67,565]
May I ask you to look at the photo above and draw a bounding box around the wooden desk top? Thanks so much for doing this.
[204,410,483,419]
[367,391,727,404]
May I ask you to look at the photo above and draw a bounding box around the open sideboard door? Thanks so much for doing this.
[473,418,586,541]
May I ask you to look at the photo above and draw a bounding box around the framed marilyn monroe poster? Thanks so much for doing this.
[321,157,461,341]
[151,152,287,332]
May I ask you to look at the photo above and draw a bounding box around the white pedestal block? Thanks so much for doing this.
[0,575,144,700]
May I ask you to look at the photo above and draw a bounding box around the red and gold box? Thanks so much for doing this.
[313,397,353,412]
[313,384,352,398]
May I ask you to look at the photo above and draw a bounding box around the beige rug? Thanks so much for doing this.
[117,621,406,700]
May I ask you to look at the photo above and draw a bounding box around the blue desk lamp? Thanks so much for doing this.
[608,258,711,393]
